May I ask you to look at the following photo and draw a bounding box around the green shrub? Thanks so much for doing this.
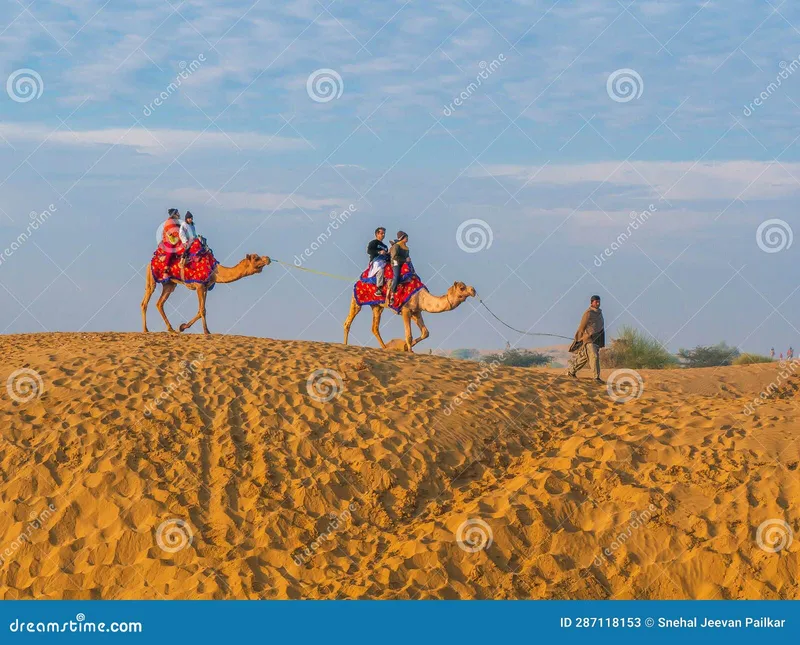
[732,353,773,365]
[601,325,678,369]
[677,342,740,368]
[482,348,550,367]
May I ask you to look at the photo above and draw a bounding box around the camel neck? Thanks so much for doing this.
[419,288,458,313]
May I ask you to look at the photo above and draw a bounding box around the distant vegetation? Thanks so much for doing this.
[677,342,740,368]
[482,348,551,367]
[732,353,773,365]
[450,348,481,360]
[601,326,678,369]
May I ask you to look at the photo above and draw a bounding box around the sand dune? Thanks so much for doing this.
[0,332,797,599]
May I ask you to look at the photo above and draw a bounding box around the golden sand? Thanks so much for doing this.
[0,332,797,599]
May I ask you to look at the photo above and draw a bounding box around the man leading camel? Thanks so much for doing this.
[567,295,605,381]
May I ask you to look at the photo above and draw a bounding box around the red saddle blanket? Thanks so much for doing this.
[353,262,425,312]
[151,239,219,285]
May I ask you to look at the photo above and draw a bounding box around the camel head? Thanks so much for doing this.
[244,254,271,274]
[450,281,477,304]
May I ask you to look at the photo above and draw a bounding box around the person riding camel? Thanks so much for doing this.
[179,211,198,263]
[159,208,182,281]
[386,231,410,307]
[367,227,389,297]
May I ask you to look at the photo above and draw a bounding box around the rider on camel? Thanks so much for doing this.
[160,208,182,281]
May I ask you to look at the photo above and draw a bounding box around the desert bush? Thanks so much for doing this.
[601,325,677,369]
[732,353,773,365]
[677,342,740,368]
[482,348,550,367]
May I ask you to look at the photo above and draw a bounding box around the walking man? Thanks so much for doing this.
[567,295,605,381]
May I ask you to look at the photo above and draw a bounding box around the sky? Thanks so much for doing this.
[0,0,798,353]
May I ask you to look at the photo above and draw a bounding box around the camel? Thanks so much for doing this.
[343,281,477,351]
[141,253,271,334]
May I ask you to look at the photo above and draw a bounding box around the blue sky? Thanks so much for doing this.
[0,0,798,352]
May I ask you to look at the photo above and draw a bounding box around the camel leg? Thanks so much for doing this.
[401,308,414,352]
[371,305,387,348]
[343,297,361,345]
[197,287,210,334]
[156,282,177,332]
[141,269,157,333]
[410,312,430,348]
[179,288,203,332]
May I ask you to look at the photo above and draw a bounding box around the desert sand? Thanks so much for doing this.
[0,332,797,600]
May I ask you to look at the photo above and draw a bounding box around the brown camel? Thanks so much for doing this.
[141,254,271,334]
[343,281,477,351]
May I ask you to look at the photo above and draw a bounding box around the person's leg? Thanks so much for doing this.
[587,343,601,379]
[374,260,385,292]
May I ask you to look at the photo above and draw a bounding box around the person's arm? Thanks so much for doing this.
[179,223,190,246]
[575,310,590,341]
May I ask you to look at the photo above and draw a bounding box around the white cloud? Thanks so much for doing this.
[168,187,347,212]
[0,124,308,156]
[477,161,800,200]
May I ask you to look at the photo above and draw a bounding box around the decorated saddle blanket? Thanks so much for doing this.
[353,262,425,312]
[151,238,219,286]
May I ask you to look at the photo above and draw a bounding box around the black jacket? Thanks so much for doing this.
[367,239,388,262]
